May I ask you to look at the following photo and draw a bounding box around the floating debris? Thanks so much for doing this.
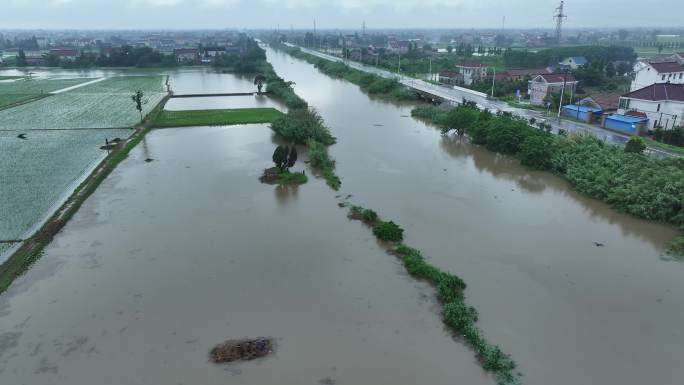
[17,133,27,140]
[594,242,605,247]
[210,338,274,363]
[373,124,384,127]
[144,158,154,163]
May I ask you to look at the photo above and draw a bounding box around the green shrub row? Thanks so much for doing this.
[257,61,308,109]
[416,105,684,254]
[372,221,404,242]
[347,207,520,384]
[306,139,341,190]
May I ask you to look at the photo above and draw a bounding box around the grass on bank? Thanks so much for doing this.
[346,204,520,385]
[275,169,308,185]
[151,108,283,128]
[641,137,684,157]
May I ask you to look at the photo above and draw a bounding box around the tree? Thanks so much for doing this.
[443,107,479,137]
[624,137,646,154]
[131,90,146,121]
[254,74,265,93]
[605,62,616,78]
[16,50,27,67]
[446,45,454,53]
[272,145,288,170]
[286,146,298,168]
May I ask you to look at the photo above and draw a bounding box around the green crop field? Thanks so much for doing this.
[0,129,134,241]
[0,76,166,129]
[0,78,93,108]
[151,108,283,127]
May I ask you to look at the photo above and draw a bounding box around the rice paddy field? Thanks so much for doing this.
[0,243,12,256]
[0,78,94,108]
[0,73,167,260]
[0,75,166,130]
[0,129,134,242]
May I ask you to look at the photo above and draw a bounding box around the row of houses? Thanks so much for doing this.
[598,52,684,133]
[585,52,684,133]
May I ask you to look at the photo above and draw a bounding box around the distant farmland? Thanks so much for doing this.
[0,76,166,130]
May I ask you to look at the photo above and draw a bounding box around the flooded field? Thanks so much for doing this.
[0,54,682,385]
[0,124,488,385]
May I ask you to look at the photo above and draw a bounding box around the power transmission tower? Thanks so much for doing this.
[553,1,567,46]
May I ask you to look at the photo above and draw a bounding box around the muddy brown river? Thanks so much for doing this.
[0,50,682,385]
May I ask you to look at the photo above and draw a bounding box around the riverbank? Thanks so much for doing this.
[151,107,283,128]
[413,104,684,256]
[0,93,171,294]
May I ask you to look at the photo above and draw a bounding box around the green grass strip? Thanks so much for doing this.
[150,108,283,128]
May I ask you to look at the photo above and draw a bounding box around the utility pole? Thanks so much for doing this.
[491,67,496,98]
[553,1,567,46]
[428,57,432,81]
[557,70,568,122]
[363,20,366,37]
[398,51,401,74]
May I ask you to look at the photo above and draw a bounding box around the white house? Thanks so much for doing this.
[630,55,684,91]
[455,59,488,86]
[618,83,684,129]
[528,73,578,106]
[558,56,587,70]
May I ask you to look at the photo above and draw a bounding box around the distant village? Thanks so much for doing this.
[1,27,683,138]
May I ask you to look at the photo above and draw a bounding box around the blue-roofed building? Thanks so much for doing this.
[562,104,603,123]
[559,56,588,70]
[602,114,649,135]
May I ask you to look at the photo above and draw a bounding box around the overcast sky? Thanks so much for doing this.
[2,0,681,30]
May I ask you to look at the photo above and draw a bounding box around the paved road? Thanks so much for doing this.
[289,44,674,158]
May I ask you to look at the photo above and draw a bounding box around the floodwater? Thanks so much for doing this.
[262,48,684,385]
[0,51,682,385]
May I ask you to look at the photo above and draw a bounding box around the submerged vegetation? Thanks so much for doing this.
[306,139,340,190]
[347,204,520,385]
[269,106,340,189]
[415,104,684,254]
[151,108,283,128]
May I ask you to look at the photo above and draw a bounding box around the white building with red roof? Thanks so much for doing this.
[619,83,684,129]
[454,59,488,86]
[630,55,684,91]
